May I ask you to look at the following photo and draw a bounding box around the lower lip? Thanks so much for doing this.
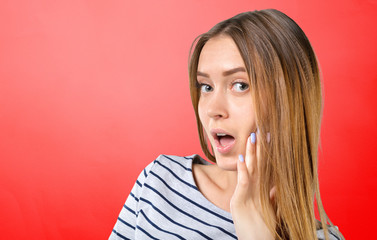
[214,138,236,154]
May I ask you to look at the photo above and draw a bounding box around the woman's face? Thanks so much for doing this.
[197,35,256,171]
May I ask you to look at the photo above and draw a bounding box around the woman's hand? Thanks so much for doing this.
[230,132,276,240]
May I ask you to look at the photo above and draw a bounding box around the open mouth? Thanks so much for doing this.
[215,133,235,146]
[211,130,236,154]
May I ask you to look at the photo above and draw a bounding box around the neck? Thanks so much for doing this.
[211,164,238,192]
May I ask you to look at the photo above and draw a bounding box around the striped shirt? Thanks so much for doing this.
[109,154,341,240]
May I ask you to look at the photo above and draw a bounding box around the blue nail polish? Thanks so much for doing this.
[250,132,256,144]
[238,154,244,162]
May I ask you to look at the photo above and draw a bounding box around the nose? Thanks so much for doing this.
[206,90,229,119]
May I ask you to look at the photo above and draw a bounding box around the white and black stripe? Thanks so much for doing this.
[109,154,341,240]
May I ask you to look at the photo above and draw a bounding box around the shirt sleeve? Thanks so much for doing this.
[109,161,155,240]
[316,226,342,240]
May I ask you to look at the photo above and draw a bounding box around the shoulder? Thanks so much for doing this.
[153,154,196,171]
[138,154,202,182]
[131,155,197,196]
[130,154,204,200]
[316,225,343,240]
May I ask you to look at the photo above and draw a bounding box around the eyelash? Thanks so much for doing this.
[195,81,249,93]
[232,81,249,92]
[196,82,213,93]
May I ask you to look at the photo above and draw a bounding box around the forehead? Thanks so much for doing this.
[197,35,246,73]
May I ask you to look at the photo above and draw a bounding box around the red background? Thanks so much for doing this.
[1,0,376,239]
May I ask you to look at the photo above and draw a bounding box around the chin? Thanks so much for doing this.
[214,154,237,171]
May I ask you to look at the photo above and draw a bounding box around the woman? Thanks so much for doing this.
[109,9,344,240]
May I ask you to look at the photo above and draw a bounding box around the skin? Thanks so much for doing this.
[192,35,276,240]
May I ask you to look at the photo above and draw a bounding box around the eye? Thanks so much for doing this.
[232,82,249,92]
[200,84,213,93]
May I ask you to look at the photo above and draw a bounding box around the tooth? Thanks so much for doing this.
[217,133,226,137]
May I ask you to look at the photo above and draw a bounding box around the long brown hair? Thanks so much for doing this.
[188,9,343,240]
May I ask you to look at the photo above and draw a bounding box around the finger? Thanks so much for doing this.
[245,132,257,177]
[232,154,250,202]
[246,131,262,209]
[256,129,262,169]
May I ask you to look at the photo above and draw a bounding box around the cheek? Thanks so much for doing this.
[242,104,255,122]
[229,99,256,130]
[229,96,254,115]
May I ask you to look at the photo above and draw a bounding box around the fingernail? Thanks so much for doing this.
[238,154,244,162]
[250,132,256,144]
[267,132,271,143]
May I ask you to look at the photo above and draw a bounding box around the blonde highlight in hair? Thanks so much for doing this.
[189,9,344,240]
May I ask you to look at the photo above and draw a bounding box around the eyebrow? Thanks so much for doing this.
[223,67,246,76]
[197,67,246,78]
